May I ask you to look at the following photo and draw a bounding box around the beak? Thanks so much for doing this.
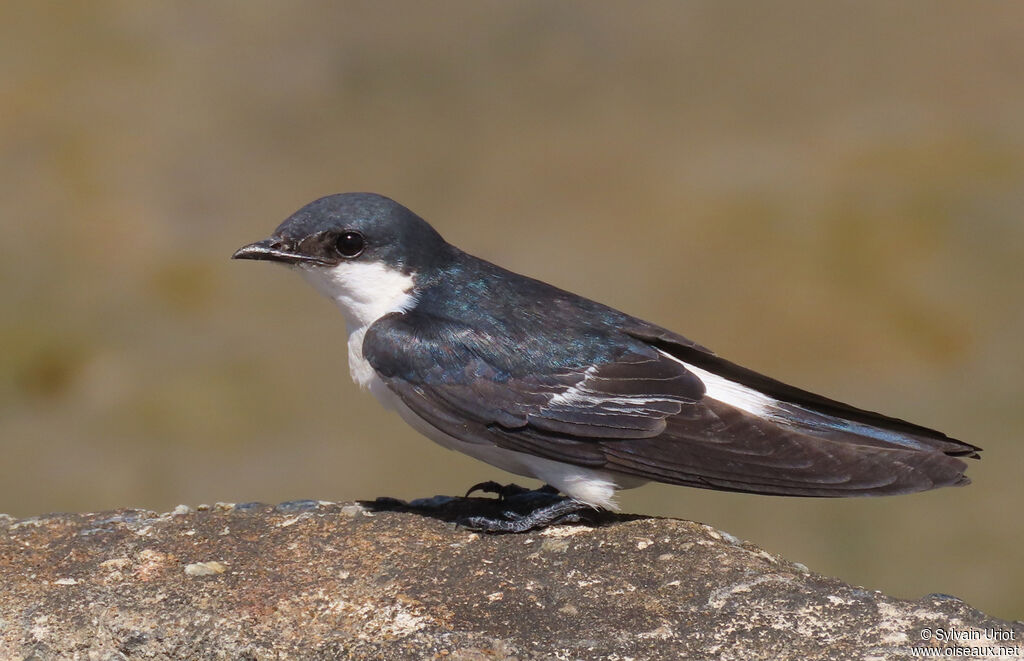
[231,238,329,265]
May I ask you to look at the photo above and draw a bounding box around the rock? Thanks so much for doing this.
[1,497,1020,660]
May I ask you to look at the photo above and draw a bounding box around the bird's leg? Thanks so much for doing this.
[458,497,593,534]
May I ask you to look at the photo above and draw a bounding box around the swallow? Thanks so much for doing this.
[233,193,980,532]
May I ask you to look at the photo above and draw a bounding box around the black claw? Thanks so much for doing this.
[464,481,506,498]
[463,481,539,501]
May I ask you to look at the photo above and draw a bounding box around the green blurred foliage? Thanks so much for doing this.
[1,1,1022,618]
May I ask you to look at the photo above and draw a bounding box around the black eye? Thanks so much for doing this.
[335,231,365,258]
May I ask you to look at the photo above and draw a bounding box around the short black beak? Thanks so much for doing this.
[231,238,328,265]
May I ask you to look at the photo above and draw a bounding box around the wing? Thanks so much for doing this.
[364,311,977,498]
[364,312,705,443]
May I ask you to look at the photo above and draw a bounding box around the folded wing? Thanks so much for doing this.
[364,311,979,498]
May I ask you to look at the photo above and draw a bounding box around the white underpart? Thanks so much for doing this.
[657,349,778,417]
[295,260,645,509]
[386,394,645,510]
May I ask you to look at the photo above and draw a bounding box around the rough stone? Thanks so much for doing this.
[1,497,1020,660]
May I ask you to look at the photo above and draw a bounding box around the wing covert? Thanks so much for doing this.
[363,312,705,442]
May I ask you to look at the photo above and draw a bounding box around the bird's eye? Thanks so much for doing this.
[335,231,365,258]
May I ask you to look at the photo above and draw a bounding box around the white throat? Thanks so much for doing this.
[298,261,418,389]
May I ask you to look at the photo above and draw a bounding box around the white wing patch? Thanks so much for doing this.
[657,349,778,418]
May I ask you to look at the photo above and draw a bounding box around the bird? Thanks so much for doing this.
[233,192,980,532]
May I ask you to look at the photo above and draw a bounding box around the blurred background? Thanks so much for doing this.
[2,1,1022,619]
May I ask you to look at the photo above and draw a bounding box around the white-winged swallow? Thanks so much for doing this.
[233,193,980,532]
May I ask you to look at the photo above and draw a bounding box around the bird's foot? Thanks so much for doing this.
[463,481,558,501]
[457,497,592,534]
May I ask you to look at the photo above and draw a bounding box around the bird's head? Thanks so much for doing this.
[233,193,449,328]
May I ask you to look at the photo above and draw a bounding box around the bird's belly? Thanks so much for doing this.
[363,371,646,509]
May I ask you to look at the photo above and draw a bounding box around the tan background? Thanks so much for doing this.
[2,2,1022,619]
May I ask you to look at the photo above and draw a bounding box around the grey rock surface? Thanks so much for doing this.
[1,497,1020,660]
